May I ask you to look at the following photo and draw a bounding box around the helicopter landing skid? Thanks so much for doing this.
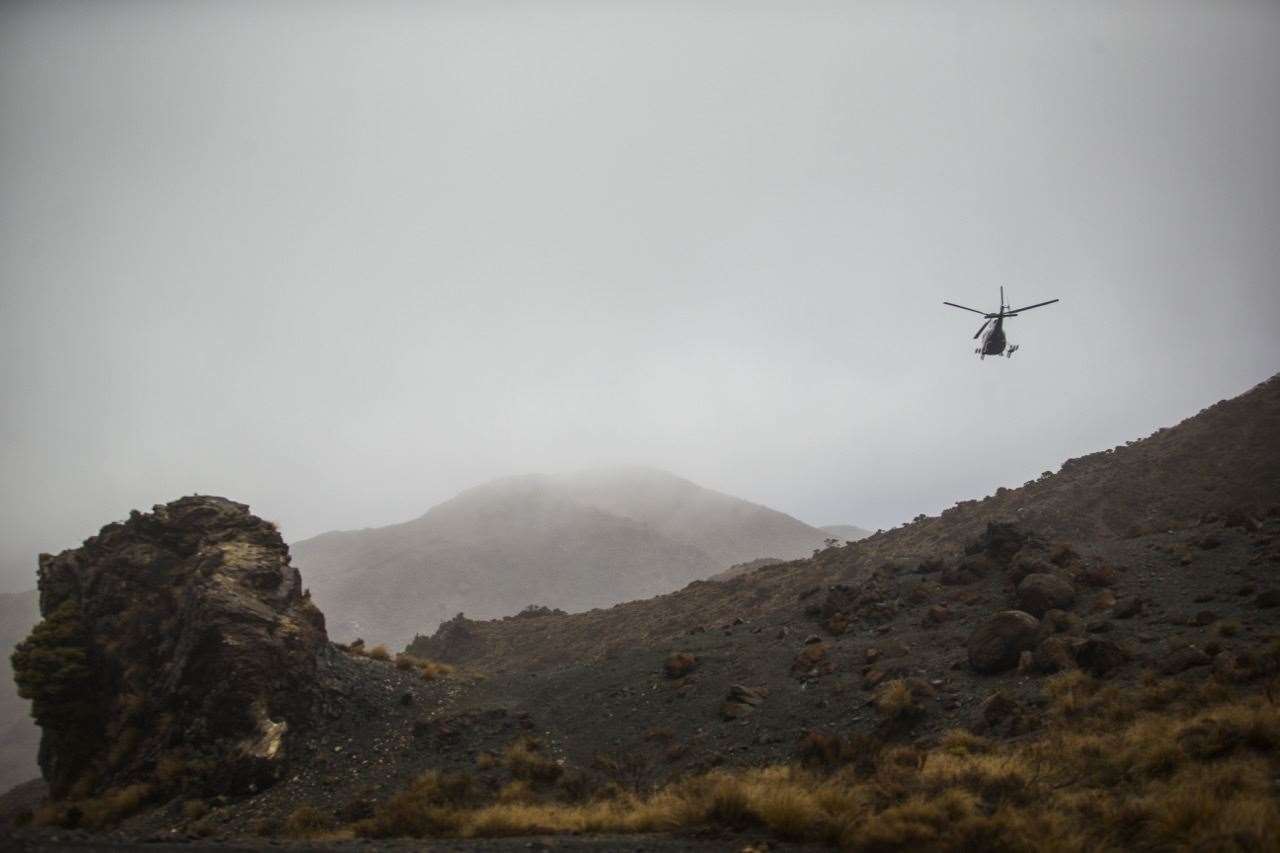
[1006,345,1019,358]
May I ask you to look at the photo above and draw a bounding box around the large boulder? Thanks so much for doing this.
[1017,573,1076,617]
[12,496,331,800]
[966,522,1033,567]
[1074,639,1128,677]
[968,611,1041,673]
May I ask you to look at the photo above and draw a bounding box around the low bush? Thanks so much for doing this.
[873,679,918,720]
[283,804,335,837]
[505,737,563,784]
[420,660,455,681]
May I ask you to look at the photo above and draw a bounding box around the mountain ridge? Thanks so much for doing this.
[291,467,835,648]
[409,371,1280,671]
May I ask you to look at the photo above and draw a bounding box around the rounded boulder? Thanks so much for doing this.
[1017,573,1076,616]
[968,610,1041,673]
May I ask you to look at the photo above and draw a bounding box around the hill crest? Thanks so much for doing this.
[291,467,834,648]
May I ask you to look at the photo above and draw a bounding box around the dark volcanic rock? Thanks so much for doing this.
[968,610,1041,673]
[1159,645,1213,675]
[967,522,1032,567]
[1254,590,1280,609]
[1017,573,1076,617]
[12,496,332,800]
[1074,639,1128,677]
[1034,636,1078,673]
[1114,597,1144,619]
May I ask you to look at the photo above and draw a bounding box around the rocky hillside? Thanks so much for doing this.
[292,468,832,648]
[410,373,1280,673]
[4,375,1278,849]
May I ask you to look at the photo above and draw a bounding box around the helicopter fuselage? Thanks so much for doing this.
[978,317,1006,357]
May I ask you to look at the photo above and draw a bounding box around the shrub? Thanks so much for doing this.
[355,771,478,838]
[874,680,918,719]
[182,800,209,821]
[937,729,993,755]
[11,600,98,794]
[79,784,154,829]
[367,644,391,662]
[420,660,455,681]
[497,780,534,804]
[505,737,563,784]
[284,804,335,837]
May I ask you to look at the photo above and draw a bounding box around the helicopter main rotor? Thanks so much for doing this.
[943,287,1059,342]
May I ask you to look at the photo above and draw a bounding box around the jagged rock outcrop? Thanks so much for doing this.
[12,496,331,801]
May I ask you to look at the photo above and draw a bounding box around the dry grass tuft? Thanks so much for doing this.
[323,681,1280,848]
[34,783,155,829]
[874,679,919,720]
[419,660,455,681]
[283,804,335,837]
[504,736,564,784]
[366,644,391,662]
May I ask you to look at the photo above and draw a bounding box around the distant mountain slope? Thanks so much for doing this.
[291,469,829,648]
[557,468,833,569]
[0,589,40,792]
[821,524,872,542]
[411,372,1280,673]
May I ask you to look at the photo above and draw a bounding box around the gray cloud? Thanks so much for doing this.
[3,1,1279,590]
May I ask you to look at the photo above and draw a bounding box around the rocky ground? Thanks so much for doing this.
[7,512,1277,849]
[2,375,1278,849]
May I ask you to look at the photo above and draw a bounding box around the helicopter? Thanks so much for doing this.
[943,287,1059,359]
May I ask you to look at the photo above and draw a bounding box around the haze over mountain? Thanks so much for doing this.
[820,524,872,542]
[291,467,835,648]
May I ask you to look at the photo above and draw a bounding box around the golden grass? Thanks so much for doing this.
[366,644,391,661]
[873,679,917,719]
[503,736,563,783]
[283,804,335,837]
[34,783,154,829]
[287,685,1280,850]
[419,660,455,681]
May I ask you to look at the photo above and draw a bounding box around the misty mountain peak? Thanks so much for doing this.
[292,469,833,648]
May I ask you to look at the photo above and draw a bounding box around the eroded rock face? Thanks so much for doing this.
[12,496,330,799]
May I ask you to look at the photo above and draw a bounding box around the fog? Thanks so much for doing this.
[3,1,1279,592]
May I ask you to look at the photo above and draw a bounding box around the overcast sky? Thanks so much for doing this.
[2,1,1278,591]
